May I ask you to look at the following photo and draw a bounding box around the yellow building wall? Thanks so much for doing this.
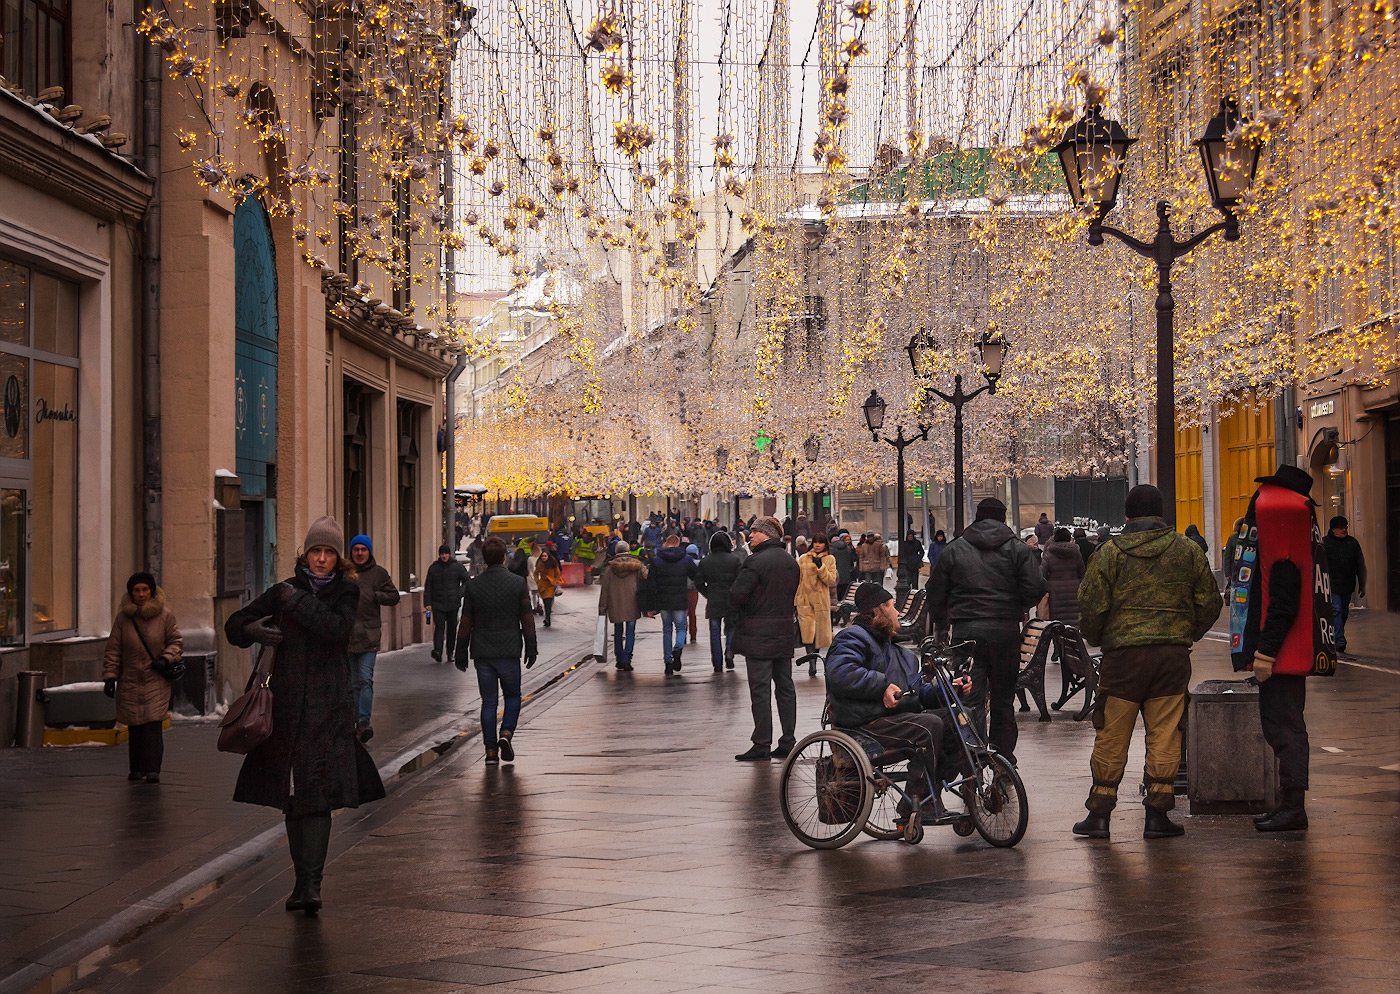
[1175,425,1204,532]
[1218,398,1276,549]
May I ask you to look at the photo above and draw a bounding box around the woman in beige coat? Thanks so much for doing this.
[796,535,838,676]
[103,572,183,783]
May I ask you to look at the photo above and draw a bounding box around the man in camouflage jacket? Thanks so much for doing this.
[1072,485,1222,841]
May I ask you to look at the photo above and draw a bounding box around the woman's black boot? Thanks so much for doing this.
[284,817,311,911]
[299,814,332,914]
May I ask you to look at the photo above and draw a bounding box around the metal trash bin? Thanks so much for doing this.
[1188,679,1278,815]
[172,652,216,716]
[15,671,47,747]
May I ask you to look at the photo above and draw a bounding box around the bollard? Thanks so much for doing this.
[15,671,48,747]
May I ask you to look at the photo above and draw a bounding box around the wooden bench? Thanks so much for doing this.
[1014,619,1099,722]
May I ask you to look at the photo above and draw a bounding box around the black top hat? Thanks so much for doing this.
[1254,464,1315,501]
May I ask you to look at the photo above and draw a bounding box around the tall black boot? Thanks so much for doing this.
[299,813,332,914]
[1143,806,1185,839]
[1255,789,1308,832]
[284,817,311,911]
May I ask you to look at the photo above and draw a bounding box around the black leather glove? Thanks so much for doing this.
[525,649,538,669]
[243,616,284,645]
[455,657,469,672]
[165,661,186,682]
[103,678,117,698]
[812,555,823,568]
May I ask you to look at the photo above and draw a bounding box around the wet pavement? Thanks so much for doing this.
[45,611,1400,994]
[0,591,600,992]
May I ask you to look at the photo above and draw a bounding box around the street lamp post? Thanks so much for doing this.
[787,435,821,524]
[908,327,1009,536]
[862,390,928,604]
[1053,98,1260,525]
[716,445,735,530]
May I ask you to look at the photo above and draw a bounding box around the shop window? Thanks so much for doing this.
[1,0,68,99]
[0,256,79,640]
[0,489,24,646]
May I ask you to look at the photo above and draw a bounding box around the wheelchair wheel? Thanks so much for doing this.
[863,760,910,840]
[967,752,1029,848]
[780,731,874,849]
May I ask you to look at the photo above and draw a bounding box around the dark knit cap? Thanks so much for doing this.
[126,571,157,595]
[439,544,452,555]
[975,497,1007,522]
[1329,515,1347,530]
[854,582,894,614]
[1124,484,1164,520]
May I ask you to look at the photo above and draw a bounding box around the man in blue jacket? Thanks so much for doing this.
[826,583,970,817]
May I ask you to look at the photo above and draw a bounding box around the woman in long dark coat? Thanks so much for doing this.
[1041,527,1086,627]
[224,516,385,916]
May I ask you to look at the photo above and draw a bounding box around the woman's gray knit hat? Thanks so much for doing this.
[303,516,345,558]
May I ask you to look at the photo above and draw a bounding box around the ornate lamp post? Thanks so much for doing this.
[1053,97,1260,524]
[862,389,929,603]
[788,435,820,522]
[909,327,1009,536]
[716,445,736,529]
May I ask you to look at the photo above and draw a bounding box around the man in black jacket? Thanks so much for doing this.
[1323,516,1366,653]
[424,545,467,664]
[347,534,400,743]
[456,537,537,764]
[731,516,801,761]
[927,497,1046,762]
[649,533,698,674]
[695,531,742,672]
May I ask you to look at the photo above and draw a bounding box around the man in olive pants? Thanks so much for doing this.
[1074,485,1222,840]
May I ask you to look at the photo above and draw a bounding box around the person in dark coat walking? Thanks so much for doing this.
[695,531,742,672]
[647,533,697,674]
[1323,516,1366,653]
[1042,528,1086,627]
[1034,513,1055,547]
[1074,527,1097,567]
[830,530,857,603]
[898,530,925,593]
[730,516,800,761]
[103,572,183,782]
[346,535,400,742]
[456,537,538,764]
[424,544,467,663]
[1184,524,1208,557]
[927,497,1047,762]
[224,516,386,915]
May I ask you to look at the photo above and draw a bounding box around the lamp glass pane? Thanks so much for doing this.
[1057,143,1082,204]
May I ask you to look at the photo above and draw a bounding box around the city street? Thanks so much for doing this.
[22,590,1399,994]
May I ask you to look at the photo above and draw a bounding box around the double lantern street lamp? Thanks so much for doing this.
[863,328,1008,601]
[1052,97,1261,525]
[738,437,820,529]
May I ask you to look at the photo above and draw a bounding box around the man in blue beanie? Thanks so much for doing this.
[348,534,400,742]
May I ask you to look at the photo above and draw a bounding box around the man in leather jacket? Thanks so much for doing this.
[926,497,1045,762]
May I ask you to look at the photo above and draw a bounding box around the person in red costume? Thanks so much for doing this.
[1229,465,1337,833]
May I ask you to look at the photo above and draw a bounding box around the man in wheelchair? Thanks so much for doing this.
[825,583,972,818]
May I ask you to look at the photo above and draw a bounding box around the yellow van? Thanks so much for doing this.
[485,514,550,547]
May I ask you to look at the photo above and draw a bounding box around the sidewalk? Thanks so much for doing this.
[1329,606,1400,673]
[55,619,1400,994]
[0,588,601,991]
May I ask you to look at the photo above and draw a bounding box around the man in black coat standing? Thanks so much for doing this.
[730,516,801,761]
[424,545,467,664]
[1323,516,1366,654]
[456,537,537,765]
[927,497,1046,763]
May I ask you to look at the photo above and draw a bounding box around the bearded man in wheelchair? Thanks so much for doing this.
[824,583,972,822]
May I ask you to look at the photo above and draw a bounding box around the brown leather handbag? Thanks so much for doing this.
[217,646,276,754]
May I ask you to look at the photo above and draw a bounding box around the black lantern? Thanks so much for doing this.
[1052,104,1137,217]
[803,435,820,463]
[904,325,938,381]
[978,329,1009,393]
[862,389,887,435]
[1195,97,1260,215]
[715,446,729,473]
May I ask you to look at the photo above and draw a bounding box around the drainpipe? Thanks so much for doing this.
[140,4,162,576]
[444,354,466,547]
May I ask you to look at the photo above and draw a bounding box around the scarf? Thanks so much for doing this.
[304,568,334,593]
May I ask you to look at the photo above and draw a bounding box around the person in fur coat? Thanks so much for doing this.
[103,572,183,783]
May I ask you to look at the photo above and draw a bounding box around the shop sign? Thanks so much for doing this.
[34,398,76,425]
[1309,400,1335,418]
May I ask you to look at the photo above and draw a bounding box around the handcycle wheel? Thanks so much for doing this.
[967,751,1029,848]
[780,731,874,850]
[863,760,910,840]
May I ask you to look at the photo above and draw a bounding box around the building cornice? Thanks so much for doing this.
[0,90,152,223]
[324,277,452,381]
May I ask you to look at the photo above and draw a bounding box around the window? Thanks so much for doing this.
[396,400,422,583]
[337,79,359,281]
[391,176,410,311]
[1315,221,1343,332]
[1,0,68,98]
[343,380,370,539]
[1370,183,1399,318]
[0,257,79,640]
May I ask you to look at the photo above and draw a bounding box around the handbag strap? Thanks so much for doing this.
[130,614,162,666]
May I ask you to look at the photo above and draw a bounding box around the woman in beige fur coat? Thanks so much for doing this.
[103,572,183,783]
